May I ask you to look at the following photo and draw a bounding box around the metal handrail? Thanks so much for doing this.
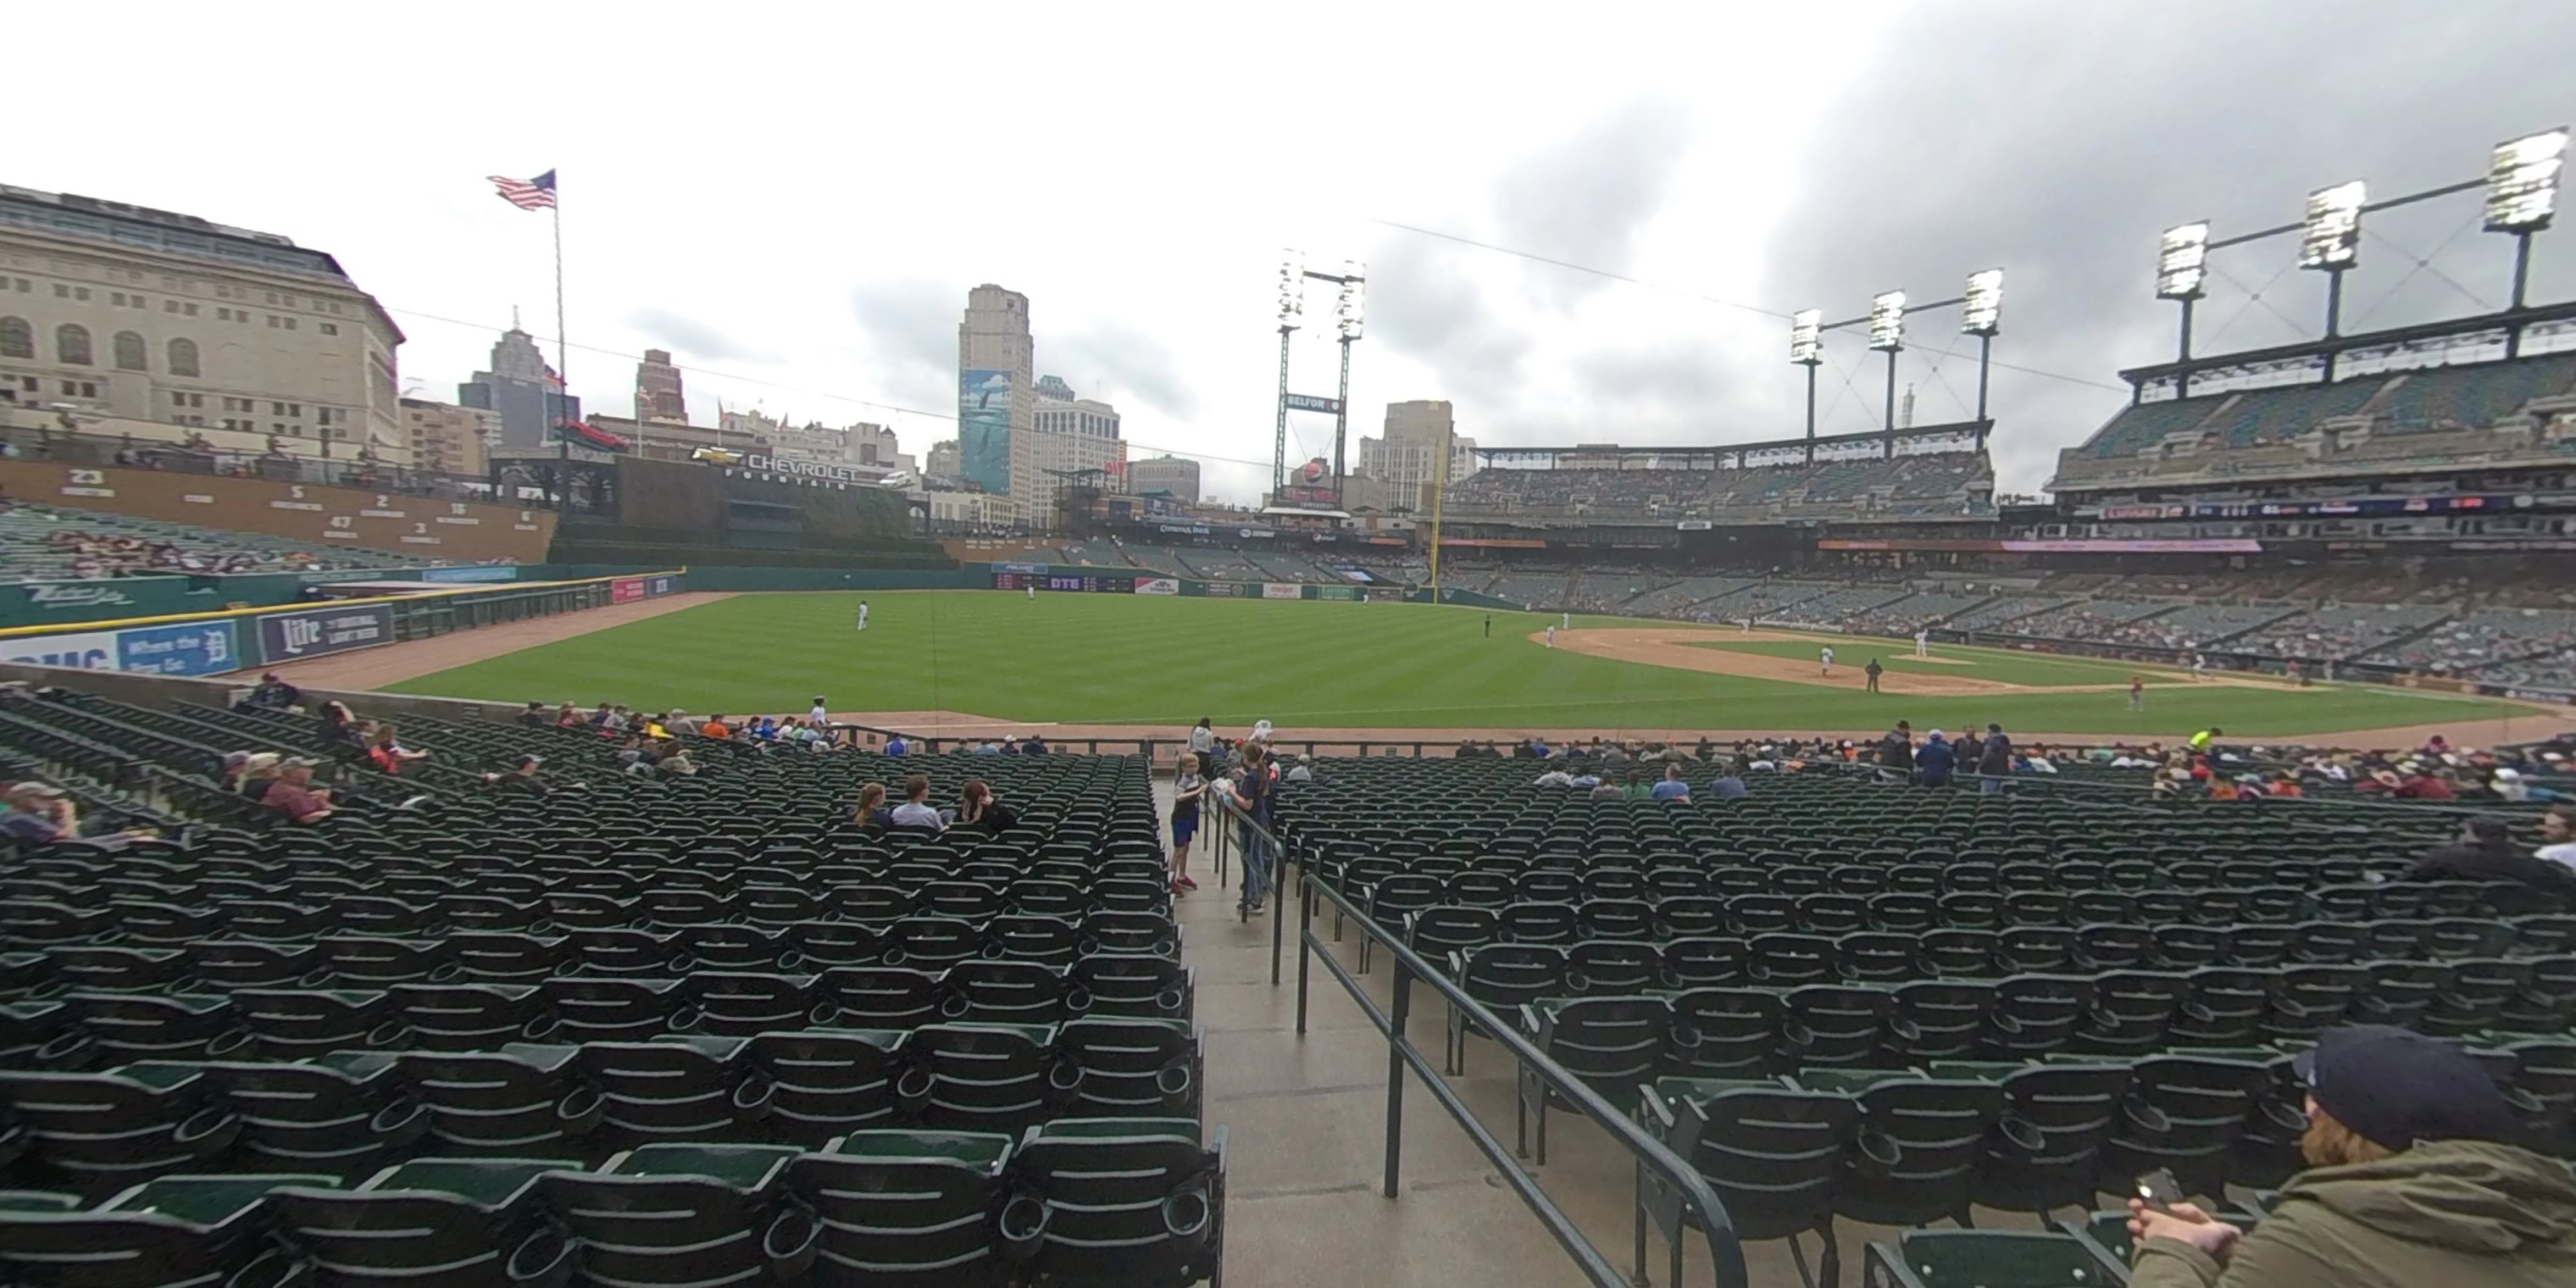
[1216,792,1749,1288]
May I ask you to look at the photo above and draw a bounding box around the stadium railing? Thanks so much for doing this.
[1210,792,1752,1288]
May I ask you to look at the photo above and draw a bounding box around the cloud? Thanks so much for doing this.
[1044,320,1201,419]
[627,308,775,366]
[845,280,967,415]
[1490,95,1695,310]
[1752,0,2576,489]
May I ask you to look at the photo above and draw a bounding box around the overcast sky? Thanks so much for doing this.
[17,2,2575,501]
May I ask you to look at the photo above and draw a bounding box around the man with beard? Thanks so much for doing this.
[2124,1024,2573,1287]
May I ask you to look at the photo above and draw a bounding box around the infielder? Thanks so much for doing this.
[1561,611,1570,630]
[1545,625,1556,648]
[1819,645,1835,676]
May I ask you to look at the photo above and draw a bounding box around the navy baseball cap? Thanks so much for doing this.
[2292,1024,2523,1150]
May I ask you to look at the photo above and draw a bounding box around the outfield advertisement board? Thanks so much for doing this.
[258,603,392,662]
[1135,578,1179,596]
[611,578,648,603]
[115,620,238,676]
[1262,583,1302,600]
[1313,586,1360,600]
[646,575,677,597]
[2,630,118,670]
[421,566,519,584]
[1200,583,1242,597]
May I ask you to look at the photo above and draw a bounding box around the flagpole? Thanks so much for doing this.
[551,186,569,464]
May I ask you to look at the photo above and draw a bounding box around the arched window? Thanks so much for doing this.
[167,336,200,378]
[55,324,92,366]
[112,330,147,371]
[0,316,30,360]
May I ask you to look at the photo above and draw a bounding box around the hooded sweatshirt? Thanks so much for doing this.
[2129,1140,2576,1288]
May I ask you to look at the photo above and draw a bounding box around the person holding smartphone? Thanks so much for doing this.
[1169,752,1207,894]
[2125,1024,2573,1288]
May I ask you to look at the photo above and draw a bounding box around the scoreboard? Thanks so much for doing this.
[992,572,1137,594]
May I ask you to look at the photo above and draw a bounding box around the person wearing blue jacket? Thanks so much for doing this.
[1916,729,1957,787]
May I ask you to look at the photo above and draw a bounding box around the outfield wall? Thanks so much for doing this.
[0,569,683,677]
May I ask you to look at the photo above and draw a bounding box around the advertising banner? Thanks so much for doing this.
[115,620,238,676]
[1135,578,1180,596]
[1313,586,1360,601]
[994,563,1050,575]
[611,578,647,603]
[2,630,118,670]
[1262,583,1303,600]
[646,575,676,597]
[958,370,1014,494]
[258,603,392,662]
[1202,582,1242,597]
[421,566,519,585]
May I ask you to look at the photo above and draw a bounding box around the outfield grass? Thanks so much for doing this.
[385,591,2527,736]
[1683,638,2173,688]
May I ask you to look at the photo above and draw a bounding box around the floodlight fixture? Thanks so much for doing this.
[2297,180,2365,270]
[2486,128,2568,232]
[1867,291,1906,352]
[1335,263,1366,340]
[2155,222,2210,299]
[1961,269,2004,336]
[1789,309,1823,364]
[1276,251,1306,329]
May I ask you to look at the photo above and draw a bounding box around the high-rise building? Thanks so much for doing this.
[956,284,1034,502]
[401,397,497,476]
[1358,399,1475,512]
[634,347,687,422]
[1028,374,1124,507]
[846,421,914,474]
[0,183,409,464]
[926,439,962,480]
[1128,454,1201,502]
[458,327,579,451]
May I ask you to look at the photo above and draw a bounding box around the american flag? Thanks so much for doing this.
[487,169,557,211]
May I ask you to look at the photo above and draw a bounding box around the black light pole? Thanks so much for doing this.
[1789,308,1822,465]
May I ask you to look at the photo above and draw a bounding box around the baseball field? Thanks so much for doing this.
[313,589,2564,744]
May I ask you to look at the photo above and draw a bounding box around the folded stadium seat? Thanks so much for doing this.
[1889,981,1997,1063]
[400,1046,604,1158]
[540,1144,818,1288]
[1983,975,2096,1061]
[0,1172,336,1288]
[878,918,984,971]
[436,897,552,935]
[919,880,1006,923]
[671,925,797,974]
[2225,1054,2314,1190]
[0,1067,241,1192]
[1005,1118,1225,1288]
[2429,917,2520,958]
[1935,892,2003,931]
[550,893,645,931]
[64,992,255,1063]
[911,1023,1066,1136]
[0,903,119,948]
[1638,1079,1857,1288]
[1566,941,1662,996]
[47,947,197,995]
[1951,1061,2132,1218]
[1997,927,2079,975]
[1773,868,1832,898]
[1515,997,1670,1163]
[1834,932,1923,985]
[114,901,229,946]
[573,1037,773,1153]
[1077,910,1179,959]
[1920,929,2001,979]
[2507,955,2576,1034]
[1795,894,1871,936]
[1864,1230,2109,1288]
[745,1030,926,1146]
[1785,985,1914,1069]
[1356,874,1445,974]
[395,985,558,1052]
[540,979,689,1044]
[1517,867,1583,904]
[833,883,916,924]
[1719,895,1795,937]
[0,1001,94,1072]
[233,990,406,1060]
[686,973,829,1037]
[1495,901,1579,947]
[1575,898,1656,943]
[1866,893,1940,934]
[1442,869,1516,909]
[1055,1018,1201,1121]
[1580,867,1649,902]
[2167,969,2277,1046]
[1746,934,1840,988]
[1066,954,1192,1024]
[2097,1054,2277,1200]
[2261,964,2368,1042]
[978,913,1079,968]
[2068,922,2155,973]
[943,961,1071,1026]
[2421,958,2524,1036]
[268,1159,575,1288]
[173,1054,429,1178]
[2070,971,2185,1058]
[319,938,465,989]
[1790,1069,2005,1230]
[1002,880,1086,920]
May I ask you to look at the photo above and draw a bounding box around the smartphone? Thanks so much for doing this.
[2135,1169,2185,1214]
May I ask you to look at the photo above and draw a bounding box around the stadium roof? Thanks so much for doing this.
[1472,419,1992,466]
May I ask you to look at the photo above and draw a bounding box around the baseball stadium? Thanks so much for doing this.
[0,119,2574,1288]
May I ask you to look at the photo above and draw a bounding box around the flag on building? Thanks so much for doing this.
[488,170,558,211]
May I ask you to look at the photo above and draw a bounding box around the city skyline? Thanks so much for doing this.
[9,4,2575,506]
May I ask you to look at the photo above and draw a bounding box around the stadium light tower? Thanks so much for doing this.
[2488,127,2566,353]
[2298,180,2366,338]
[2153,221,2211,364]
[1789,308,1824,463]
[1961,269,2003,434]
[1268,251,1366,506]
[1868,290,1906,458]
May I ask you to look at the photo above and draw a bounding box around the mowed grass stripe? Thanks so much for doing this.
[381,591,2527,736]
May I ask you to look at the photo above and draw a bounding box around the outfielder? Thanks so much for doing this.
[855,600,870,632]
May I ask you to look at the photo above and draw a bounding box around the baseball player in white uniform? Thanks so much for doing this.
[1544,625,1556,648]
[1819,646,1835,675]
[1914,628,1929,658]
[855,600,869,632]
